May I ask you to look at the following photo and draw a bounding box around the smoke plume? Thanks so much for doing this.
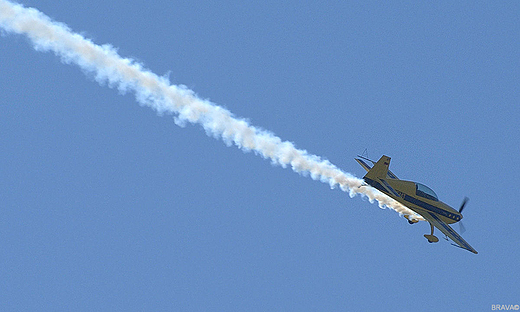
[0,0,423,221]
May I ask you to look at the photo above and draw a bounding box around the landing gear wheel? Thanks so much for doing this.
[424,235,439,243]
[424,222,439,243]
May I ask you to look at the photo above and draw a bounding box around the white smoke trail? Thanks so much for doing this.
[0,0,423,221]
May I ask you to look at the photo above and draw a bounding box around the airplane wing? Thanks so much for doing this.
[422,211,478,254]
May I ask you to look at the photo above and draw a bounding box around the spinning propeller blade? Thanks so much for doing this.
[459,197,469,213]
[459,221,466,234]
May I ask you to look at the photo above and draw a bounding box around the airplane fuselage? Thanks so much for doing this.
[364,177,462,225]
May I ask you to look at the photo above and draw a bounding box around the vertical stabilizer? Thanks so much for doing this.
[364,155,391,180]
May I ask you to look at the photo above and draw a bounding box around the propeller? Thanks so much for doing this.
[459,221,466,234]
[459,197,469,213]
[458,197,469,234]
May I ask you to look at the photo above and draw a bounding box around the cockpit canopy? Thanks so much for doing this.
[415,183,438,201]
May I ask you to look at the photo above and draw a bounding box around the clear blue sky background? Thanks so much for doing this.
[1,1,519,311]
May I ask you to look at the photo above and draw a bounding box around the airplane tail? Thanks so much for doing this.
[363,155,391,181]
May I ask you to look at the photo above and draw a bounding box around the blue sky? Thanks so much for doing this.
[1,1,519,311]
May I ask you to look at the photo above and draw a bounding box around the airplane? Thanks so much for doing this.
[355,155,478,254]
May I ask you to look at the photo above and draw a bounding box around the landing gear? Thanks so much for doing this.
[404,215,418,225]
[424,222,439,243]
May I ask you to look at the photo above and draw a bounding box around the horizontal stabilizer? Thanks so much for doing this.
[355,157,373,172]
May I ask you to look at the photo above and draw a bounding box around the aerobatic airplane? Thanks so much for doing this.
[355,155,478,254]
